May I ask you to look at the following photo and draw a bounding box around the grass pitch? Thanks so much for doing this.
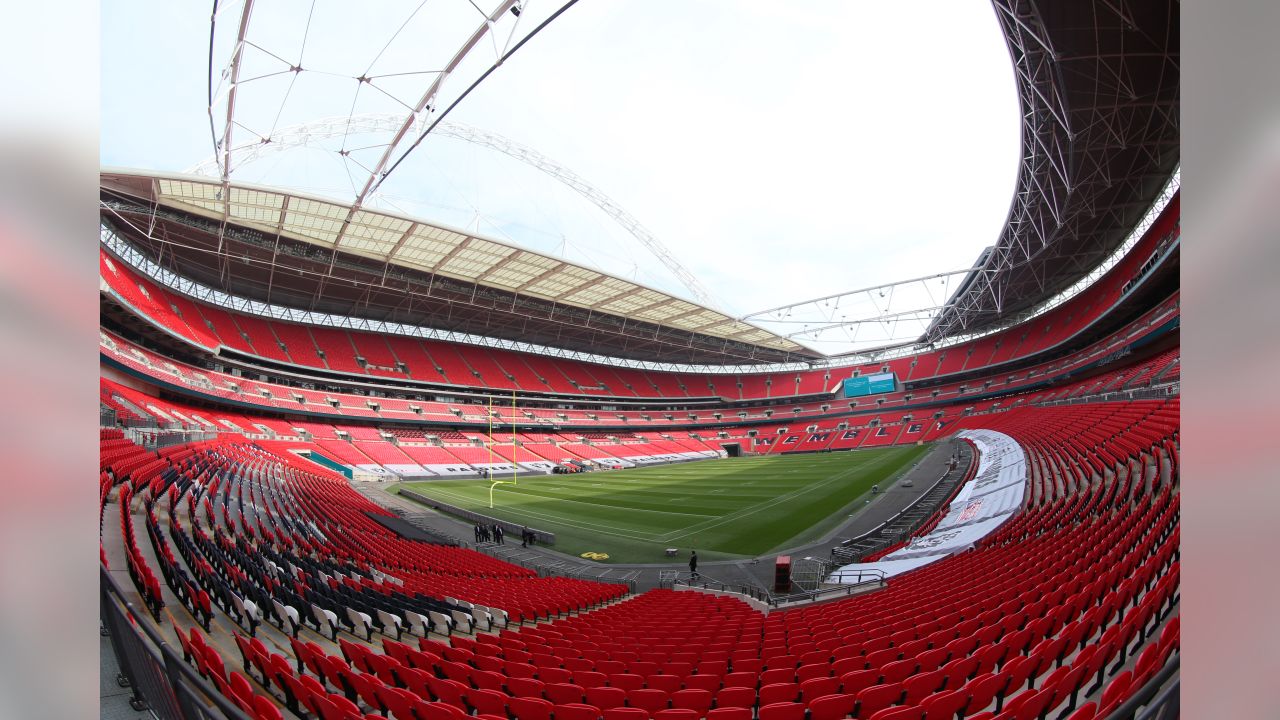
[396,445,930,563]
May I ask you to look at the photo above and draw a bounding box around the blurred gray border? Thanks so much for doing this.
[1183,0,1280,717]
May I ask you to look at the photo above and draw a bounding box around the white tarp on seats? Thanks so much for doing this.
[826,429,1026,583]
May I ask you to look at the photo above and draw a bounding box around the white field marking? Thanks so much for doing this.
[655,450,906,544]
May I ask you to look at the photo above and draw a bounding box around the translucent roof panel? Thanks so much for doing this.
[126,169,806,354]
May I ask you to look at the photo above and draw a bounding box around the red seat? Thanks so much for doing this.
[796,663,831,683]
[556,703,605,720]
[426,676,469,709]
[351,673,389,714]
[866,706,923,720]
[576,671,610,689]
[759,682,800,706]
[1002,686,1052,720]
[1001,656,1037,698]
[705,708,752,720]
[541,667,575,684]
[683,675,722,692]
[807,693,857,720]
[1099,670,1133,716]
[382,688,419,720]
[760,668,796,686]
[611,674,646,691]
[833,658,869,676]
[839,669,881,697]
[509,696,555,720]
[420,700,469,720]
[627,688,669,716]
[1067,701,1097,720]
[722,672,757,689]
[508,676,547,698]
[878,659,916,685]
[653,710,700,720]
[466,688,508,717]
[939,656,980,691]
[800,676,841,703]
[902,669,943,704]
[758,702,806,720]
[632,662,661,678]
[604,708,650,720]
[960,672,1009,717]
[670,689,713,714]
[714,687,756,709]
[853,683,902,719]
[918,688,968,720]
[546,683,588,705]
[913,648,949,673]
[252,695,283,720]
[586,687,628,711]
[647,675,682,694]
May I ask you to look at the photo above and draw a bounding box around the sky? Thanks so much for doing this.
[100,0,1021,356]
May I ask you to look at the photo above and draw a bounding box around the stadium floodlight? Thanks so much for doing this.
[741,268,977,353]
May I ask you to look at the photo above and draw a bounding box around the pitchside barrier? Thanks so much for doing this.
[398,488,557,545]
[101,565,252,720]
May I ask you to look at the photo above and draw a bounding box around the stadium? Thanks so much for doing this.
[99,2,1180,720]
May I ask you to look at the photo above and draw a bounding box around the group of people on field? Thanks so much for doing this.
[474,523,504,544]
[475,522,537,547]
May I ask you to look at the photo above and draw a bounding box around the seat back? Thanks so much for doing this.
[758,702,806,720]
[807,693,857,720]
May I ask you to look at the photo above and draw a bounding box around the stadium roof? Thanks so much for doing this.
[100,168,821,366]
[923,0,1180,342]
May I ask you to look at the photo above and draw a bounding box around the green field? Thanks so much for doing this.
[395,445,931,563]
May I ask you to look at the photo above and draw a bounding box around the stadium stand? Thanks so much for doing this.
[103,350,1184,717]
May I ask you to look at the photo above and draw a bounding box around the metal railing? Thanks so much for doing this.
[823,567,889,585]
[1113,654,1179,719]
[672,571,885,608]
[100,566,252,720]
[1036,382,1180,407]
[126,427,221,451]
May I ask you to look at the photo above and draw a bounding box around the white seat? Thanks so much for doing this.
[229,593,248,623]
[480,604,508,629]
[470,607,492,633]
[376,609,404,640]
[346,607,374,641]
[450,609,474,634]
[404,611,430,638]
[235,596,261,635]
[311,603,339,640]
[273,599,300,636]
[428,610,454,636]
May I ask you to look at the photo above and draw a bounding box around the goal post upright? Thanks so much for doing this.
[486,391,521,509]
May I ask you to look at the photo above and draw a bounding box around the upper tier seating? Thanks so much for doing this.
[104,192,1177,403]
